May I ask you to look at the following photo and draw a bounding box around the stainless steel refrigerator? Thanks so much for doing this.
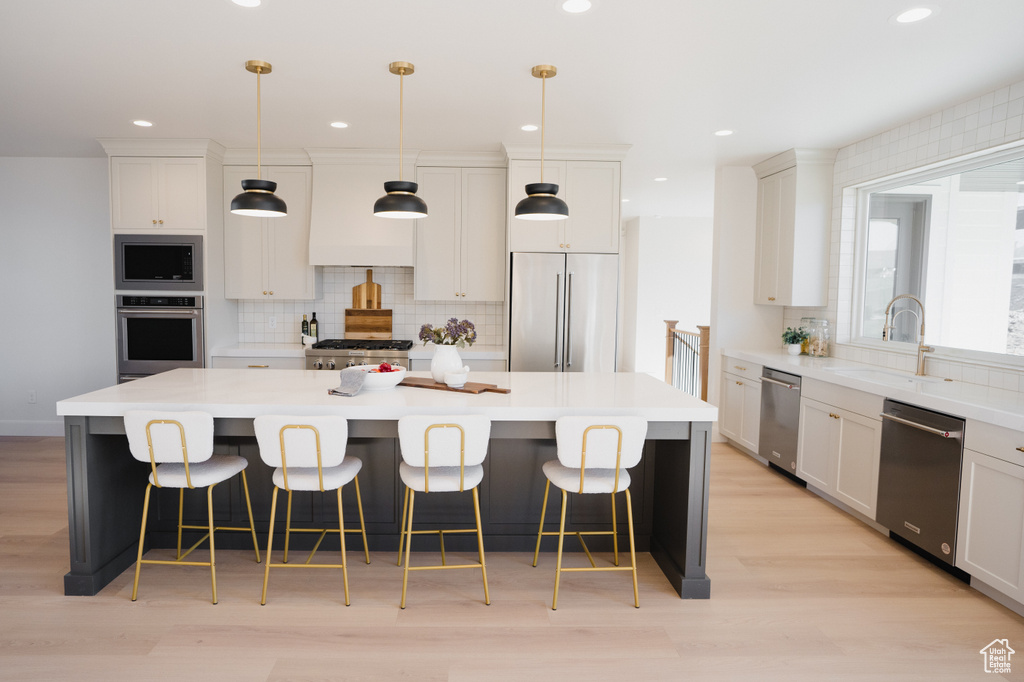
[509,252,618,372]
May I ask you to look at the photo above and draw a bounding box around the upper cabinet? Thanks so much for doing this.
[223,165,315,300]
[109,157,206,233]
[504,144,628,254]
[415,166,506,302]
[307,150,417,267]
[752,149,836,306]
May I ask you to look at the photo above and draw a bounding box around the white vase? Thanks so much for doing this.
[430,345,464,384]
[787,343,802,356]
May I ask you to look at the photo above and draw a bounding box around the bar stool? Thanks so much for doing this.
[532,415,648,609]
[396,415,491,609]
[124,410,260,604]
[253,415,369,606]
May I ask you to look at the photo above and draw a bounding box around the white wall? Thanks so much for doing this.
[0,157,113,435]
[620,217,713,377]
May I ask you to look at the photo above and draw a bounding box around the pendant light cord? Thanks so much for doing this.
[398,68,405,182]
[255,66,262,180]
[540,71,546,183]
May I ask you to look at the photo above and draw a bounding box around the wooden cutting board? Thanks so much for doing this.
[352,269,381,309]
[344,309,392,339]
[399,376,511,394]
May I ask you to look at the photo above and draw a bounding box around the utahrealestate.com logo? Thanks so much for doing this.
[980,639,1014,674]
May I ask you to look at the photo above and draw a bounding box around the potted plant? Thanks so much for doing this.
[782,327,808,355]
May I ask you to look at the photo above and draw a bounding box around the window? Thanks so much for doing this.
[856,149,1024,357]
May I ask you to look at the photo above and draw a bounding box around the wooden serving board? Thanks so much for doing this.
[352,268,382,309]
[344,308,392,339]
[399,376,511,394]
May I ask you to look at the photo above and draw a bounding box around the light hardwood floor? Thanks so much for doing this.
[1,436,1021,681]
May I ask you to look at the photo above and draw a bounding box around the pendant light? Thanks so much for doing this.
[515,65,568,221]
[374,61,428,219]
[230,60,287,217]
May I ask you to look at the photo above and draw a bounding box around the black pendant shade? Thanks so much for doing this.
[514,182,569,221]
[373,180,428,219]
[231,178,288,217]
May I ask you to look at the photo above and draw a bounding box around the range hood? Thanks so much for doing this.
[307,149,417,267]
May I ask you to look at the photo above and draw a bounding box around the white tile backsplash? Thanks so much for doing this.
[236,266,505,345]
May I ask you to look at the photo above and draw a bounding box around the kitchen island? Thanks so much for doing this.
[57,369,716,599]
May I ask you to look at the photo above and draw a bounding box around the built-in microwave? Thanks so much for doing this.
[114,234,203,291]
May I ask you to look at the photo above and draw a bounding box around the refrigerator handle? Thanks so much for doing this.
[565,271,573,368]
[554,272,562,368]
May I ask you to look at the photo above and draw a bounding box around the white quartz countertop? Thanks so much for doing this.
[724,349,1024,431]
[210,343,507,360]
[57,369,716,423]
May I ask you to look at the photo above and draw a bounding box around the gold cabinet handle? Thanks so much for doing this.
[734,365,746,371]
[1017,447,1024,453]
[247,364,270,368]
[768,296,776,301]
[829,413,840,419]
[735,381,743,386]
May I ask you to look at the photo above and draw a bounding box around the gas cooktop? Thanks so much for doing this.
[310,339,413,351]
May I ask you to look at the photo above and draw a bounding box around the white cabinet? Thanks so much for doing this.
[508,159,620,253]
[796,387,882,519]
[718,357,761,454]
[415,167,506,301]
[956,421,1024,603]
[408,358,506,372]
[210,356,305,370]
[224,166,315,300]
[752,149,835,306]
[110,157,206,233]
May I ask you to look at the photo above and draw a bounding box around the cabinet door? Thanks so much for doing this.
[754,166,795,305]
[508,159,566,252]
[461,167,506,301]
[158,158,205,232]
[718,373,744,442]
[223,167,269,299]
[414,168,460,301]
[110,158,159,231]
[956,448,1024,602]
[564,161,620,253]
[833,409,881,519]
[265,166,315,299]
[739,380,761,453]
[797,398,835,490]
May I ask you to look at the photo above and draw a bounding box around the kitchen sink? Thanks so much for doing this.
[823,366,945,386]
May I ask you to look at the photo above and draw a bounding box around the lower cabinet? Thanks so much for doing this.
[408,358,506,372]
[719,370,761,454]
[956,422,1024,603]
[796,395,882,520]
[210,356,305,370]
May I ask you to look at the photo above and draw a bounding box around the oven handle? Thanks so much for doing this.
[761,376,799,390]
[880,412,959,439]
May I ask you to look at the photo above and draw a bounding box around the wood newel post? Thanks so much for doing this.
[697,325,710,401]
[664,320,678,384]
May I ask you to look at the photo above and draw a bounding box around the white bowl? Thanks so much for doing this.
[342,364,406,391]
[444,371,469,388]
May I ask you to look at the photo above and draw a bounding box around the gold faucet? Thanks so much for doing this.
[882,294,933,376]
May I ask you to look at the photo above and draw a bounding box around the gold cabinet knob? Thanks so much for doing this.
[768,296,776,301]
[269,291,274,295]
[735,381,743,386]
[152,219,157,224]
[559,243,565,248]
[158,219,164,224]
[262,290,268,295]
[829,413,840,419]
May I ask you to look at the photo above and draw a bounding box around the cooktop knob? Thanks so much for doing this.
[312,359,323,370]
[327,360,336,370]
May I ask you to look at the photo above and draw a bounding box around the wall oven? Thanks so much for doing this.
[114,234,203,291]
[116,295,204,382]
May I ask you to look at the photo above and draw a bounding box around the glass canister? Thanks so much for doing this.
[799,317,816,354]
[808,319,830,357]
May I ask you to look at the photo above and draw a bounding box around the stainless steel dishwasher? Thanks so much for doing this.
[758,367,802,476]
[876,399,965,566]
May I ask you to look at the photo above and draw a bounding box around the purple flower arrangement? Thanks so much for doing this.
[419,318,477,347]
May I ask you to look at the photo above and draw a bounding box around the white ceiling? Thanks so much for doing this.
[3,0,1024,218]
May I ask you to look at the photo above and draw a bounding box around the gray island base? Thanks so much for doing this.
[57,370,716,600]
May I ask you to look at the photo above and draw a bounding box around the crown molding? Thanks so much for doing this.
[97,138,226,160]
[753,148,838,178]
[417,150,507,168]
[222,148,311,166]
[305,148,422,165]
[501,142,631,162]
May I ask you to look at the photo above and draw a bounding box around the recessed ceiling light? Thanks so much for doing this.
[330,121,349,129]
[133,120,153,127]
[231,0,261,7]
[714,129,733,136]
[562,0,592,13]
[654,177,667,182]
[621,198,630,203]
[893,7,933,23]
[521,124,539,132]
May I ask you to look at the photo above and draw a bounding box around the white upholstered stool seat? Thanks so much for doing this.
[396,415,491,609]
[533,416,648,609]
[254,415,369,606]
[124,410,261,605]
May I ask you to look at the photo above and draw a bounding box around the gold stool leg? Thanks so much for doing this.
[353,475,370,564]
[397,486,409,566]
[472,487,490,605]
[400,490,416,609]
[611,491,619,566]
[131,483,154,601]
[240,469,261,563]
[552,489,568,610]
[338,487,350,606]
[261,487,279,605]
[283,490,293,564]
[626,488,638,608]
[207,484,218,605]
[532,479,551,567]
[176,488,185,560]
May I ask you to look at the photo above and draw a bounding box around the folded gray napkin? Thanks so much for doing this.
[328,369,365,396]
